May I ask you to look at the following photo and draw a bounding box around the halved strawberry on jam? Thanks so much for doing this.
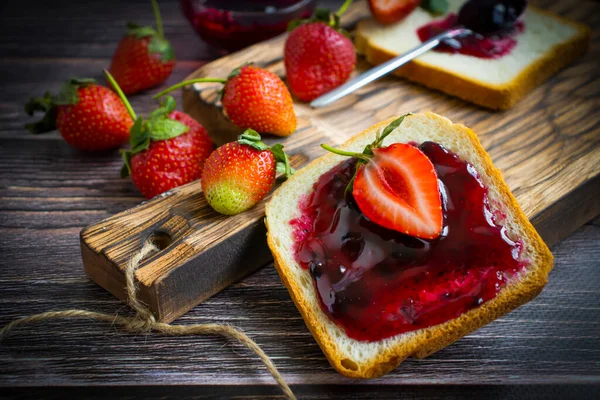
[321,114,443,240]
[368,0,421,25]
[353,143,443,239]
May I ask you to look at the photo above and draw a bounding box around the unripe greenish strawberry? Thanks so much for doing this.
[201,130,294,215]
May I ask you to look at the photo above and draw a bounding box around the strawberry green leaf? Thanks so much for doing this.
[287,19,302,31]
[321,113,412,199]
[367,113,412,153]
[24,78,95,134]
[120,150,133,178]
[25,92,53,116]
[162,95,177,112]
[271,143,295,178]
[129,117,149,150]
[25,94,58,134]
[149,95,176,120]
[227,62,252,80]
[238,139,268,151]
[240,129,261,142]
[146,96,188,141]
[54,85,79,105]
[130,135,150,154]
[238,129,269,151]
[148,35,175,61]
[120,117,149,178]
[287,0,351,31]
[315,8,332,22]
[220,63,252,99]
[149,118,189,141]
[126,22,157,38]
[420,0,448,15]
[54,77,96,105]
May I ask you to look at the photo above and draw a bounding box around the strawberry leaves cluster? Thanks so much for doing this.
[288,0,352,34]
[25,78,97,134]
[237,129,295,178]
[120,95,189,178]
[126,22,174,62]
[322,113,412,198]
[23,1,299,211]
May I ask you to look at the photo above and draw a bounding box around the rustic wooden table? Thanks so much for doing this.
[1,0,599,399]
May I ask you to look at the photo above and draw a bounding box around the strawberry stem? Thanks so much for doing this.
[153,78,227,99]
[104,69,137,121]
[321,144,371,163]
[151,0,164,39]
[336,0,352,16]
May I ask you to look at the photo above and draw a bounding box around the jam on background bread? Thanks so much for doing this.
[265,113,554,378]
[355,0,590,110]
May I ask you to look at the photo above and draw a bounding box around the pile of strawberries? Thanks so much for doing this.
[25,0,357,215]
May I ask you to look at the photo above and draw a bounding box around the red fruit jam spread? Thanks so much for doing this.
[416,14,524,59]
[291,142,526,342]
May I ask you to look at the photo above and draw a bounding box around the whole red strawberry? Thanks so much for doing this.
[155,64,296,137]
[105,70,213,199]
[127,108,213,198]
[222,65,296,136]
[368,0,421,24]
[202,130,294,215]
[322,114,443,239]
[25,78,133,151]
[284,0,356,102]
[109,0,175,95]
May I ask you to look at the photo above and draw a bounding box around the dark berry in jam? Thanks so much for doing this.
[417,13,524,59]
[291,142,525,342]
[457,0,527,34]
[416,0,527,59]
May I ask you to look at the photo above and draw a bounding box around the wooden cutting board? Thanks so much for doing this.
[80,0,600,323]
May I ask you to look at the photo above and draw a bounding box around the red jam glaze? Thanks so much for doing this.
[290,142,525,342]
[416,13,524,59]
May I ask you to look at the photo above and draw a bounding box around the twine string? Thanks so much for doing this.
[0,241,295,400]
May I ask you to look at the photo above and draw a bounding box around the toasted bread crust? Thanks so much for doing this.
[266,113,553,378]
[355,7,591,110]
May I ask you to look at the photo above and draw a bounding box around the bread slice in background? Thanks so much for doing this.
[265,112,554,378]
[355,0,590,110]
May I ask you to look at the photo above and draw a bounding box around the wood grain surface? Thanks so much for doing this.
[0,0,599,398]
[81,0,600,324]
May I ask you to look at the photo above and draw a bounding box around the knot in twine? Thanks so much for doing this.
[0,241,296,400]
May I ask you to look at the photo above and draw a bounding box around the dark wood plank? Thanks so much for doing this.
[79,0,600,323]
[1,218,599,388]
[0,0,219,61]
[4,384,600,400]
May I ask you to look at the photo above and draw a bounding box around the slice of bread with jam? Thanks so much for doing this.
[355,0,590,109]
[265,112,553,378]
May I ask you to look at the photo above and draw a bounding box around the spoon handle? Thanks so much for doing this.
[310,27,471,108]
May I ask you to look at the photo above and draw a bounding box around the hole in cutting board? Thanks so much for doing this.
[148,231,172,251]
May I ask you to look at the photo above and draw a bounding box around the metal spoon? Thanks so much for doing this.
[310,0,527,108]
